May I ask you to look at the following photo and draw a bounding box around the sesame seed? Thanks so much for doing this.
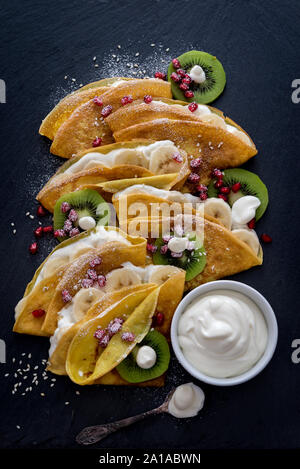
[65,402,69,405]
[16,425,20,429]
[29,215,34,219]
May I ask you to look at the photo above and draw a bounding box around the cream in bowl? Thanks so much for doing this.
[171,281,278,386]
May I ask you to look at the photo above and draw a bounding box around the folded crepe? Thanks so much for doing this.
[113,118,257,184]
[47,79,172,158]
[37,140,190,212]
[48,263,185,379]
[13,226,146,337]
[39,78,133,140]
[130,214,263,291]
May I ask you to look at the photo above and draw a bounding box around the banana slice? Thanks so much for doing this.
[148,265,181,285]
[232,229,260,255]
[70,243,92,262]
[73,287,104,322]
[149,145,184,174]
[104,267,142,292]
[200,113,227,129]
[113,149,148,168]
[42,255,70,279]
[204,198,232,230]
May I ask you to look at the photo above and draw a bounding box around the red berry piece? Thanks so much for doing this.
[182,76,192,85]
[261,233,272,243]
[121,95,133,106]
[155,312,164,326]
[81,278,94,288]
[190,157,202,169]
[68,209,78,222]
[214,179,224,189]
[93,96,103,106]
[199,192,208,201]
[43,225,53,234]
[212,168,223,178]
[92,137,102,147]
[61,202,71,213]
[63,219,73,233]
[170,72,181,83]
[196,184,208,193]
[69,227,80,237]
[160,245,168,255]
[98,333,110,348]
[177,69,186,78]
[90,256,102,268]
[185,90,194,98]
[247,218,256,229]
[121,332,135,342]
[188,102,198,113]
[220,186,230,194]
[188,173,200,184]
[218,194,228,202]
[94,328,107,341]
[231,182,242,193]
[107,318,124,337]
[172,58,181,69]
[172,153,183,163]
[97,275,106,288]
[37,205,47,217]
[147,243,157,253]
[29,242,38,254]
[154,72,166,80]
[54,229,66,238]
[87,268,98,281]
[179,83,189,91]
[32,309,45,318]
[62,289,72,303]
[34,226,43,238]
[101,105,113,117]
[143,95,152,104]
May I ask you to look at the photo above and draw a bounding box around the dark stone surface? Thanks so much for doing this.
[0,0,299,449]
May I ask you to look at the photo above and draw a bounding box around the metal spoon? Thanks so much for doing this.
[76,388,175,445]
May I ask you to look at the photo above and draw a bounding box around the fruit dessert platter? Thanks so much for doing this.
[14,51,270,388]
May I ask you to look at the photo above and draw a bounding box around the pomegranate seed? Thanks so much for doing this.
[87,269,98,280]
[185,90,194,98]
[68,209,78,222]
[172,58,181,69]
[101,105,113,117]
[170,72,181,83]
[220,186,230,194]
[172,153,183,163]
[212,168,223,178]
[54,229,66,238]
[97,275,106,287]
[29,242,38,254]
[214,179,224,189]
[182,76,192,85]
[190,157,202,169]
[63,219,73,233]
[43,225,53,234]
[143,95,152,104]
[218,194,228,202]
[247,218,256,229]
[199,192,208,201]
[62,289,72,303]
[196,184,208,193]
[160,245,168,255]
[179,83,189,91]
[34,226,43,238]
[98,333,110,348]
[94,328,107,341]
[162,235,171,243]
[155,312,164,326]
[93,96,103,106]
[231,182,242,193]
[188,173,200,184]
[37,205,47,217]
[81,278,94,288]
[121,332,135,342]
[69,227,80,237]
[92,137,102,147]
[61,202,71,213]
[90,256,102,268]
[154,72,166,80]
[31,309,45,318]
[147,243,157,253]
[121,95,133,105]
[177,69,186,78]
[261,233,272,243]
[107,318,124,336]
[188,102,198,113]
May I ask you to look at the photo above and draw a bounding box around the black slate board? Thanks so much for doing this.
[0,0,300,450]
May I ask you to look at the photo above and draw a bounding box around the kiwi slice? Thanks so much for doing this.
[168,50,226,104]
[116,330,170,383]
[152,232,206,281]
[207,168,268,220]
[53,189,110,240]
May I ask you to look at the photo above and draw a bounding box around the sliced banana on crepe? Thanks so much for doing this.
[72,287,105,322]
[232,228,261,256]
[104,267,142,291]
[204,197,232,230]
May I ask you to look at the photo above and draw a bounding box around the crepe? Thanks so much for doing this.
[131,215,263,291]
[13,227,146,337]
[113,118,257,184]
[48,79,172,158]
[39,78,133,140]
[36,140,190,212]
[48,264,185,377]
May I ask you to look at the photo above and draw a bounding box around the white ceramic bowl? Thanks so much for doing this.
[171,280,278,386]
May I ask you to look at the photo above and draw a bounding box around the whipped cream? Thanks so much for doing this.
[168,383,205,418]
[115,185,200,208]
[178,290,268,378]
[231,195,260,227]
[136,345,157,369]
[189,65,206,84]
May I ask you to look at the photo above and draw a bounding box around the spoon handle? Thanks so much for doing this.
[76,406,164,445]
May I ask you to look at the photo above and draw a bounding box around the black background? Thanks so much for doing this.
[0,0,300,450]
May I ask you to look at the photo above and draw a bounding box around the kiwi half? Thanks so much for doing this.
[168,50,226,104]
[116,330,170,383]
[207,168,268,220]
[152,232,206,281]
[53,189,110,241]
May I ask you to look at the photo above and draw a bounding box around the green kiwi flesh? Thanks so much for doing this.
[153,232,206,281]
[53,189,110,241]
[168,50,226,104]
[116,330,170,383]
[207,168,268,220]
